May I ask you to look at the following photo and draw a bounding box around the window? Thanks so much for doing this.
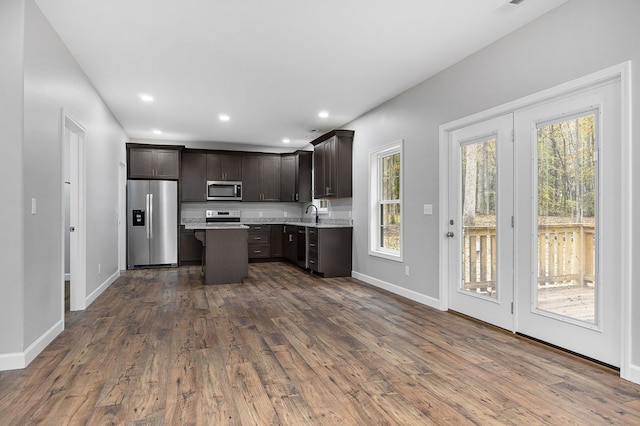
[369,140,403,260]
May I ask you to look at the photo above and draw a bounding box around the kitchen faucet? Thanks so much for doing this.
[305,204,319,224]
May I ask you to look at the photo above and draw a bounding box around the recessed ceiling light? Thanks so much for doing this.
[218,114,230,122]
[318,111,329,118]
[283,138,290,144]
[139,93,154,102]
[152,129,162,135]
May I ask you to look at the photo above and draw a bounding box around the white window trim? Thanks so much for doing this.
[369,139,404,262]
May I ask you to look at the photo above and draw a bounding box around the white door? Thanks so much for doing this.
[514,79,621,367]
[448,114,514,330]
[64,112,87,312]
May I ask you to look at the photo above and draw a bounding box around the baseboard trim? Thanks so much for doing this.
[0,319,64,371]
[351,271,444,311]
[622,363,640,385]
[86,270,119,307]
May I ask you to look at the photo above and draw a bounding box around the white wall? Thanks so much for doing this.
[0,0,127,367]
[0,0,25,356]
[348,0,639,366]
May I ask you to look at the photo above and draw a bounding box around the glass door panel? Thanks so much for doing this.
[536,113,597,324]
[461,138,498,299]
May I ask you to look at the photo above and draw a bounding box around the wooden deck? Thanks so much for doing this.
[1,262,639,424]
[537,284,595,323]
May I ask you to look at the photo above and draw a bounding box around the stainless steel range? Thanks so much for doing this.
[205,209,241,223]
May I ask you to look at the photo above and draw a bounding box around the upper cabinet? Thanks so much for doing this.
[206,153,242,181]
[128,145,181,180]
[311,130,354,198]
[181,151,206,201]
[280,151,312,202]
[242,154,281,202]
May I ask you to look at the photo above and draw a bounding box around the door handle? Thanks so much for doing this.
[146,193,151,239]
[70,226,75,232]
[445,231,455,238]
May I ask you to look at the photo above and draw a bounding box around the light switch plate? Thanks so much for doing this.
[31,198,37,215]
[423,204,433,215]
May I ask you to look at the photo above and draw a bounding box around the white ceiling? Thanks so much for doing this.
[35,0,568,149]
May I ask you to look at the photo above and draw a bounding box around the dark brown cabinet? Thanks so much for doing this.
[307,227,352,277]
[181,152,206,201]
[270,225,283,258]
[280,151,312,202]
[247,224,270,259]
[128,147,180,179]
[179,226,203,265]
[206,153,242,181]
[283,225,298,264]
[311,130,354,198]
[242,154,280,202]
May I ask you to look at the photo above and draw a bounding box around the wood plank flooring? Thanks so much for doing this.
[1,262,640,425]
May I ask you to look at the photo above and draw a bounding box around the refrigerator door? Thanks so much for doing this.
[149,180,178,266]
[127,180,151,268]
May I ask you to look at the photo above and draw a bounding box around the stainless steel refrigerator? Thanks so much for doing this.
[127,180,178,269]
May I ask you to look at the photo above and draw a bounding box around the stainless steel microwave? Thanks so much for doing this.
[207,181,242,201]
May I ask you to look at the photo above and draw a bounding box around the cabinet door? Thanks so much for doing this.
[270,225,283,257]
[208,153,242,181]
[206,154,223,181]
[280,155,296,202]
[155,149,180,179]
[323,136,337,197]
[222,154,242,181]
[262,155,281,202]
[181,152,206,201]
[297,151,313,203]
[179,227,203,265]
[283,226,297,262]
[241,155,262,201]
[129,148,156,178]
[313,143,325,198]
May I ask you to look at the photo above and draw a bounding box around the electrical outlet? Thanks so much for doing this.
[405,266,410,276]
[259,211,263,218]
[31,198,37,215]
[98,264,101,274]
[284,211,287,217]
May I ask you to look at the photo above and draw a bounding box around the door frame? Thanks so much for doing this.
[60,109,87,313]
[438,62,633,381]
[118,161,127,271]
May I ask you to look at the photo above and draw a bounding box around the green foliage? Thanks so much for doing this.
[537,114,596,220]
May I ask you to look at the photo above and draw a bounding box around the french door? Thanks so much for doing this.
[514,80,621,367]
[447,79,622,366]
[448,114,514,331]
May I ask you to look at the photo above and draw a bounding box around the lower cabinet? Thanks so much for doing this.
[180,226,203,265]
[270,225,284,258]
[307,227,352,278]
[248,224,271,259]
[283,225,298,263]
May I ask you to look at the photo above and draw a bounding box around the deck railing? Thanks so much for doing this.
[462,223,595,294]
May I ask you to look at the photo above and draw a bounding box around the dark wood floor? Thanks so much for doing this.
[2,262,640,425]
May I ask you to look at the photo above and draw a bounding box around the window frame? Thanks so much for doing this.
[369,140,404,261]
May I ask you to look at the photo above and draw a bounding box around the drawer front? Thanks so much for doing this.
[308,248,318,271]
[307,227,318,245]
[249,243,270,259]
[248,228,270,245]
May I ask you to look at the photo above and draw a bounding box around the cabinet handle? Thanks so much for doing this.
[295,193,299,201]
[309,243,316,247]
[309,260,315,264]
[254,226,261,230]
[254,237,262,240]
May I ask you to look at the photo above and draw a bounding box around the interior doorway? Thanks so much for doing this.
[62,110,87,313]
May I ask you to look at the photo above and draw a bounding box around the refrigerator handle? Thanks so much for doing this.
[149,193,154,239]
[146,193,151,239]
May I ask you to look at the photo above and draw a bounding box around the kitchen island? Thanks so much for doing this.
[187,223,249,285]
